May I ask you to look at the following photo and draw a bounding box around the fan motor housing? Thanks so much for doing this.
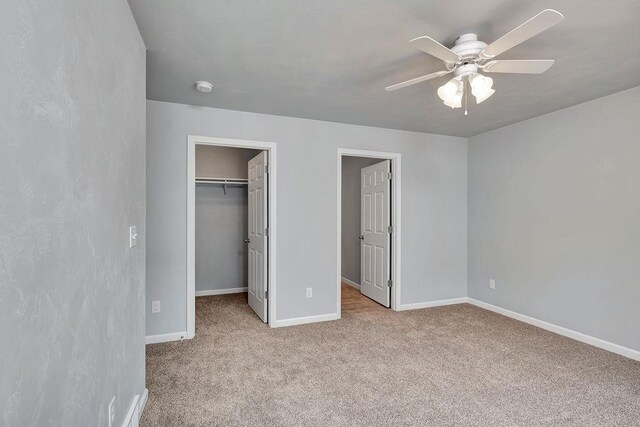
[449,33,487,64]
[454,63,479,78]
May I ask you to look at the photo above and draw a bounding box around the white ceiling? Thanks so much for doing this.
[128,0,640,137]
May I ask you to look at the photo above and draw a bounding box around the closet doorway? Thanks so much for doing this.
[337,149,401,315]
[187,136,277,337]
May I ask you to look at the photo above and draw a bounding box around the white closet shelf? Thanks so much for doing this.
[195,177,248,184]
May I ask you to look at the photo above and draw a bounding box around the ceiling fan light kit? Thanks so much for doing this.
[437,65,495,108]
[386,9,564,114]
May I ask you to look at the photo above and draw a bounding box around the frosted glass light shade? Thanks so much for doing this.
[444,88,463,108]
[470,73,495,104]
[470,74,492,92]
[474,88,495,104]
[437,79,459,103]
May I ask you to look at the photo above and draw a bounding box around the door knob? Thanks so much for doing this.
[358,235,364,240]
[244,239,250,243]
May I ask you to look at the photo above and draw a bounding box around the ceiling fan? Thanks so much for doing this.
[385,9,564,114]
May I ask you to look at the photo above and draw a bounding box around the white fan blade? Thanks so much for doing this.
[385,70,451,91]
[483,59,555,74]
[482,9,564,58]
[410,36,460,63]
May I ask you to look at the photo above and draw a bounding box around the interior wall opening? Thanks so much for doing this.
[188,137,277,337]
[195,145,261,300]
[338,150,401,316]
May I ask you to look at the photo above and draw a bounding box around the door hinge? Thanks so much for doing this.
[387,279,393,288]
[387,225,393,234]
[265,164,269,174]
[388,172,392,180]
[264,227,269,236]
[265,290,268,299]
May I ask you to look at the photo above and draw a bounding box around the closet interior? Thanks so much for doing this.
[194,145,262,300]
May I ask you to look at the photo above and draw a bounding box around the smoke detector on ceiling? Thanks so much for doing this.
[195,81,213,93]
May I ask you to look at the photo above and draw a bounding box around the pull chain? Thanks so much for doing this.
[464,79,468,116]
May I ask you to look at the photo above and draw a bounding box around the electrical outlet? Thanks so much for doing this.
[108,396,116,427]
[129,226,138,248]
[152,300,161,313]
[489,279,496,290]
[306,287,312,298]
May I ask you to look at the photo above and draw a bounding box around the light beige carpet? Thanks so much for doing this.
[142,294,640,426]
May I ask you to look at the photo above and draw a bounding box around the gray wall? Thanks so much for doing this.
[147,100,468,336]
[341,157,382,285]
[0,0,146,426]
[196,185,248,292]
[468,86,640,352]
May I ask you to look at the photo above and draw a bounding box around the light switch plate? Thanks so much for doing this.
[129,226,137,248]
[489,279,496,290]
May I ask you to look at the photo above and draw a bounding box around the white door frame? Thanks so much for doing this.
[187,135,277,335]
[337,148,401,314]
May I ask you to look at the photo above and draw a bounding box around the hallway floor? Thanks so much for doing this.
[340,281,388,314]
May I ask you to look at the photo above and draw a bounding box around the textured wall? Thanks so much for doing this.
[468,86,640,351]
[341,157,382,285]
[0,0,146,425]
[146,100,467,336]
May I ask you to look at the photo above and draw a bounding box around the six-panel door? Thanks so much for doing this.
[360,160,391,307]
[248,151,268,322]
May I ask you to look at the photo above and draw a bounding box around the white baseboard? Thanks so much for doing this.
[120,388,148,427]
[467,298,640,362]
[271,312,340,328]
[138,388,148,419]
[195,287,248,297]
[122,393,140,427]
[397,297,467,311]
[341,277,361,290]
[145,331,188,345]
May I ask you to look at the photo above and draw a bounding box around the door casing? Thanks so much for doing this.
[337,148,401,315]
[187,135,277,336]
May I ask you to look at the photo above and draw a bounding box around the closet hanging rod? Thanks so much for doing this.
[195,178,248,185]
[195,178,248,195]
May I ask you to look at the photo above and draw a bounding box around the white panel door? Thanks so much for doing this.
[360,160,391,307]
[248,151,268,322]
